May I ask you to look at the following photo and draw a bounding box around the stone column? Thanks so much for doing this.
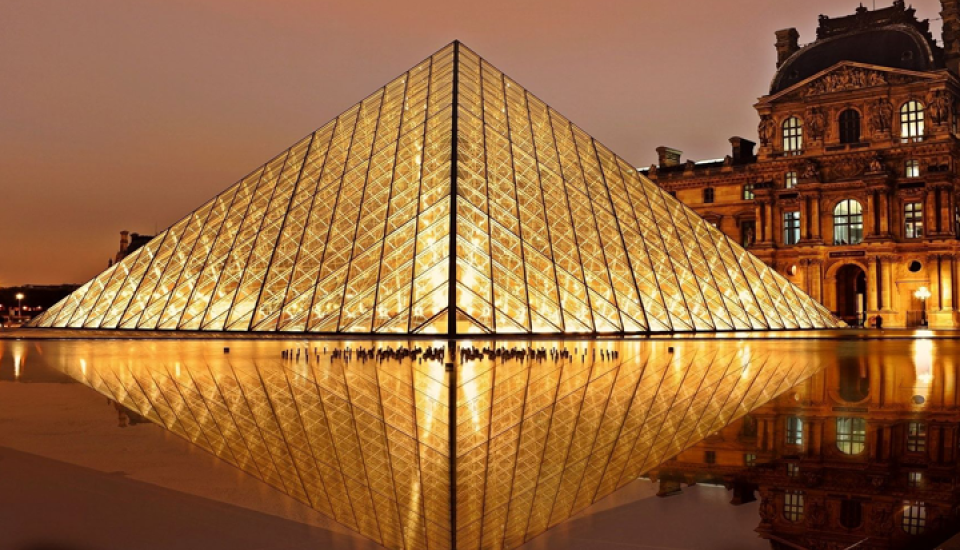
[927,189,939,235]
[867,256,879,314]
[865,192,876,237]
[800,197,810,240]
[809,259,823,302]
[755,201,765,242]
[941,254,954,310]
[811,195,822,240]
[765,202,774,244]
[880,255,895,312]
[929,254,941,311]
[879,192,890,234]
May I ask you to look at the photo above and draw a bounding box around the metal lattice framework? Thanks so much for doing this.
[30,42,840,335]
[43,337,829,550]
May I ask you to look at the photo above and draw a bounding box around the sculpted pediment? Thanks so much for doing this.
[765,62,943,103]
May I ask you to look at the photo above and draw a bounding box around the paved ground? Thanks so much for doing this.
[0,377,767,550]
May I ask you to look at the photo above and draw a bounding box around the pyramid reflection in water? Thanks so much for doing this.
[31,42,839,335]
[48,338,829,550]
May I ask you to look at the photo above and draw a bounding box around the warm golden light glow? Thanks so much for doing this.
[28,42,839,336]
[21,336,827,550]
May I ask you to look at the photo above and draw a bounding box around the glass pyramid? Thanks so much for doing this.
[30,42,840,335]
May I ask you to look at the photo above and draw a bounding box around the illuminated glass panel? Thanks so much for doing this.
[30,42,841,335]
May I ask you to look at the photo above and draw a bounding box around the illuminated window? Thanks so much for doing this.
[786,416,804,445]
[745,453,756,467]
[839,109,861,144]
[905,159,920,178]
[783,117,803,154]
[908,471,923,488]
[783,212,801,245]
[905,202,924,239]
[705,450,716,464]
[742,183,754,200]
[784,171,798,188]
[836,417,866,454]
[704,187,715,204]
[907,422,927,452]
[787,463,800,477]
[900,100,925,142]
[833,199,863,245]
[902,501,926,535]
[784,491,804,522]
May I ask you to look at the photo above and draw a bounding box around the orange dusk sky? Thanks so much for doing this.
[0,0,944,285]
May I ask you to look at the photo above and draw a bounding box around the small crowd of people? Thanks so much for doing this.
[279,343,620,365]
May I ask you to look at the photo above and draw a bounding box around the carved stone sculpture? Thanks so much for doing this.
[758,115,776,146]
[929,89,952,125]
[807,107,826,140]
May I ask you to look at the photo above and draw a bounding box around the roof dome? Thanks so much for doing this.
[772,25,940,93]
[770,2,943,94]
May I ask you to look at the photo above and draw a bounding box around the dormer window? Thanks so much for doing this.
[839,109,861,144]
[901,100,925,142]
[783,117,803,154]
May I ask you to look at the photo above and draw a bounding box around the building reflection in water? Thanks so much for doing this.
[652,338,960,550]
[1,337,840,550]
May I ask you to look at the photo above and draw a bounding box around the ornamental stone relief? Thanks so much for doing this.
[805,67,888,97]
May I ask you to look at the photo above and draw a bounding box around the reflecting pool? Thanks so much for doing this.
[1,334,958,550]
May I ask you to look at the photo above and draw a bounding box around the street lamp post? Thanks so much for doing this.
[14,292,24,318]
[914,286,931,328]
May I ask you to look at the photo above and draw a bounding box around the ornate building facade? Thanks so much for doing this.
[647,1,960,328]
[651,341,960,549]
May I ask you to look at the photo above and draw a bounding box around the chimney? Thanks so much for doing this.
[729,137,756,164]
[656,146,683,168]
[943,0,960,75]
[775,28,800,68]
[119,230,129,254]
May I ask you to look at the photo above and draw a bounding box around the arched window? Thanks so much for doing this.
[784,491,804,522]
[900,100,925,142]
[703,187,715,204]
[839,109,861,144]
[783,117,803,153]
[902,501,926,535]
[840,500,863,529]
[833,199,864,245]
[836,417,866,454]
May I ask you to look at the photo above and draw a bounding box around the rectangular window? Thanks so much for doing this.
[784,491,804,523]
[743,183,754,200]
[705,450,716,464]
[783,117,803,154]
[745,453,756,467]
[908,471,923,488]
[907,422,927,452]
[836,417,867,455]
[783,212,801,245]
[905,159,920,178]
[785,171,798,189]
[786,416,804,445]
[787,463,800,477]
[905,202,924,239]
[704,188,715,204]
